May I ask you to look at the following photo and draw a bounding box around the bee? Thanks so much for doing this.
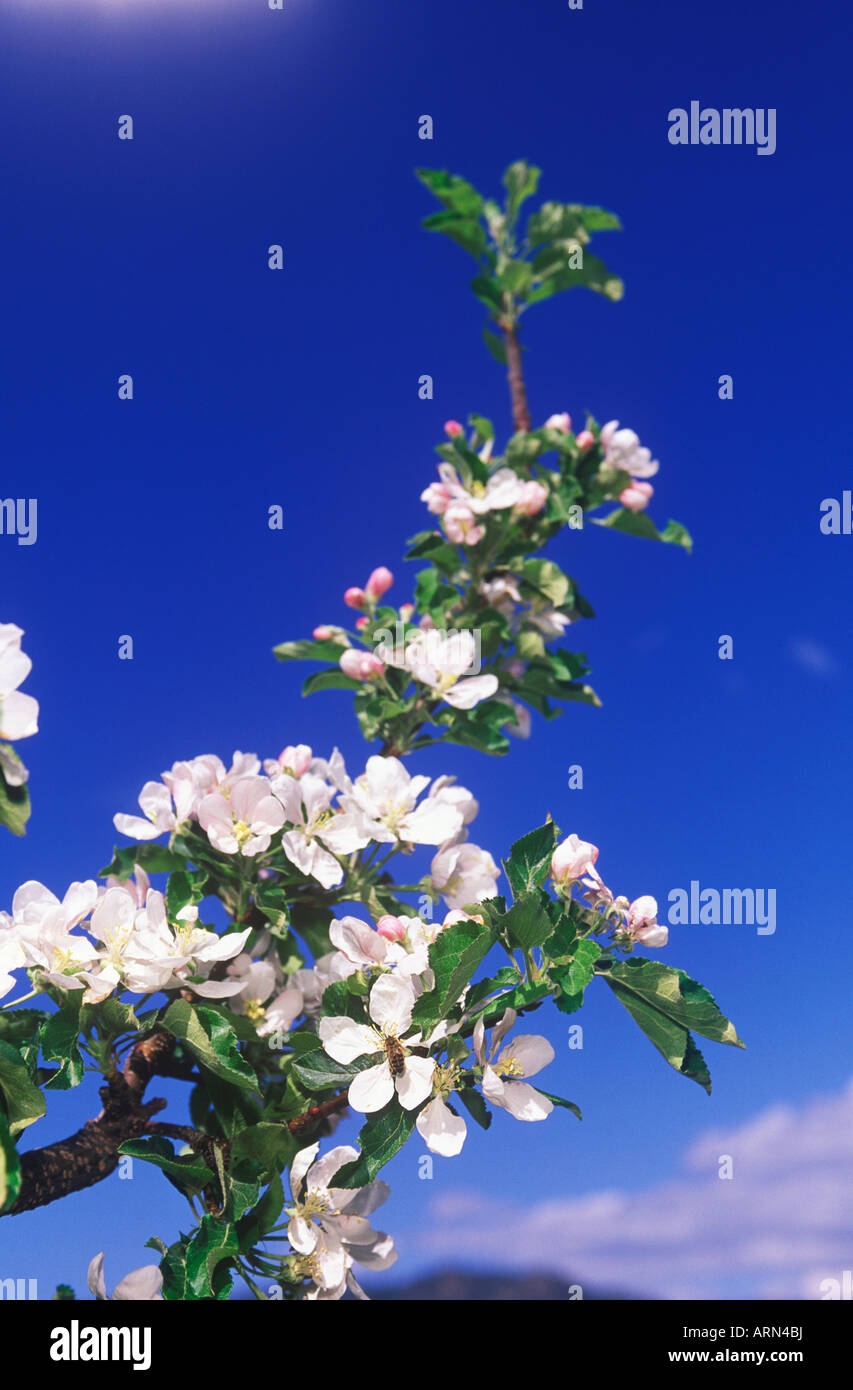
[384,1036,406,1077]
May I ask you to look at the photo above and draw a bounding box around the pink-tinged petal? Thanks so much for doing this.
[290,1143,319,1196]
[481,1064,506,1107]
[348,1062,395,1113]
[112,1266,164,1301]
[498,1033,554,1078]
[186,978,246,998]
[113,814,164,841]
[307,1145,359,1191]
[367,973,415,1032]
[416,1096,467,1155]
[395,1055,435,1110]
[288,1215,318,1255]
[318,1016,377,1064]
[0,691,38,740]
[441,675,499,710]
[400,800,464,846]
[499,1080,553,1121]
[87,1254,108,1300]
[330,916,387,967]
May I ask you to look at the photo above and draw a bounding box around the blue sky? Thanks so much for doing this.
[1,0,851,1300]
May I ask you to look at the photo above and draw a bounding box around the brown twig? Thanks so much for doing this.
[502,321,531,433]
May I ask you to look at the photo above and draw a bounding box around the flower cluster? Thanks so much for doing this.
[0,622,39,789]
[550,832,668,948]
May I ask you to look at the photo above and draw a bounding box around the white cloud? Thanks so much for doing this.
[410,1079,853,1299]
[786,638,838,678]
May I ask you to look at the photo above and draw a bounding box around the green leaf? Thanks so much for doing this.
[600,958,744,1048]
[0,1040,45,1136]
[0,1008,47,1048]
[535,1089,582,1120]
[291,1047,375,1094]
[40,1001,85,1090]
[551,938,601,1016]
[272,638,347,663]
[236,1173,285,1252]
[332,1102,418,1189]
[593,508,693,553]
[456,1087,492,1131]
[230,1123,296,1178]
[99,843,187,879]
[411,917,497,1033]
[422,210,487,259]
[302,669,360,696]
[162,1001,259,1092]
[184,1215,240,1300]
[482,327,508,364]
[0,1111,21,1213]
[502,822,559,899]
[118,1137,215,1198]
[503,160,541,223]
[288,903,333,959]
[501,890,555,950]
[0,751,30,837]
[416,167,484,219]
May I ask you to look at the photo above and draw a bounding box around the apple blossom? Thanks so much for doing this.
[474,1008,555,1121]
[263,744,313,779]
[551,833,600,888]
[87,1253,163,1301]
[575,428,595,450]
[430,835,500,909]
[376,914,407,942]
[600,419,659,479]
[0,623,39,742]
[443,502,485,546]
[335,755,465,846]
[416,1061,468,1156]
[319,973,435,1114]
[545,412,571,432]
[339,649,385,681]
[288,1143,397,1299]
[625,894,669,948]
[343,587,366,609]
[444,419,463,437]
[620,480,654,511]
[516,480,549,516]
[272,771,371,889]
[198,775,285,856]
[402,629,498,710]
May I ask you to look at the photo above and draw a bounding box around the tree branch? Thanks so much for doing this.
[502,321,531,433]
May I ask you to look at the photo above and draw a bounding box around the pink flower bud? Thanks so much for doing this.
[399,603,415,622]
[355,616,369,631]
[340,649,384,681]
[516,480,549,517]
[280,744,312,777]
[626,895,668,948]
[366,566,394,600]
[313,625,333,640]
[545,412,571,433]
[551,833,600,887]
[344,587,366,610]
[444,420,463,437]
[376,914,407,942]
[575,430,595,451]
[619,481,654,512]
